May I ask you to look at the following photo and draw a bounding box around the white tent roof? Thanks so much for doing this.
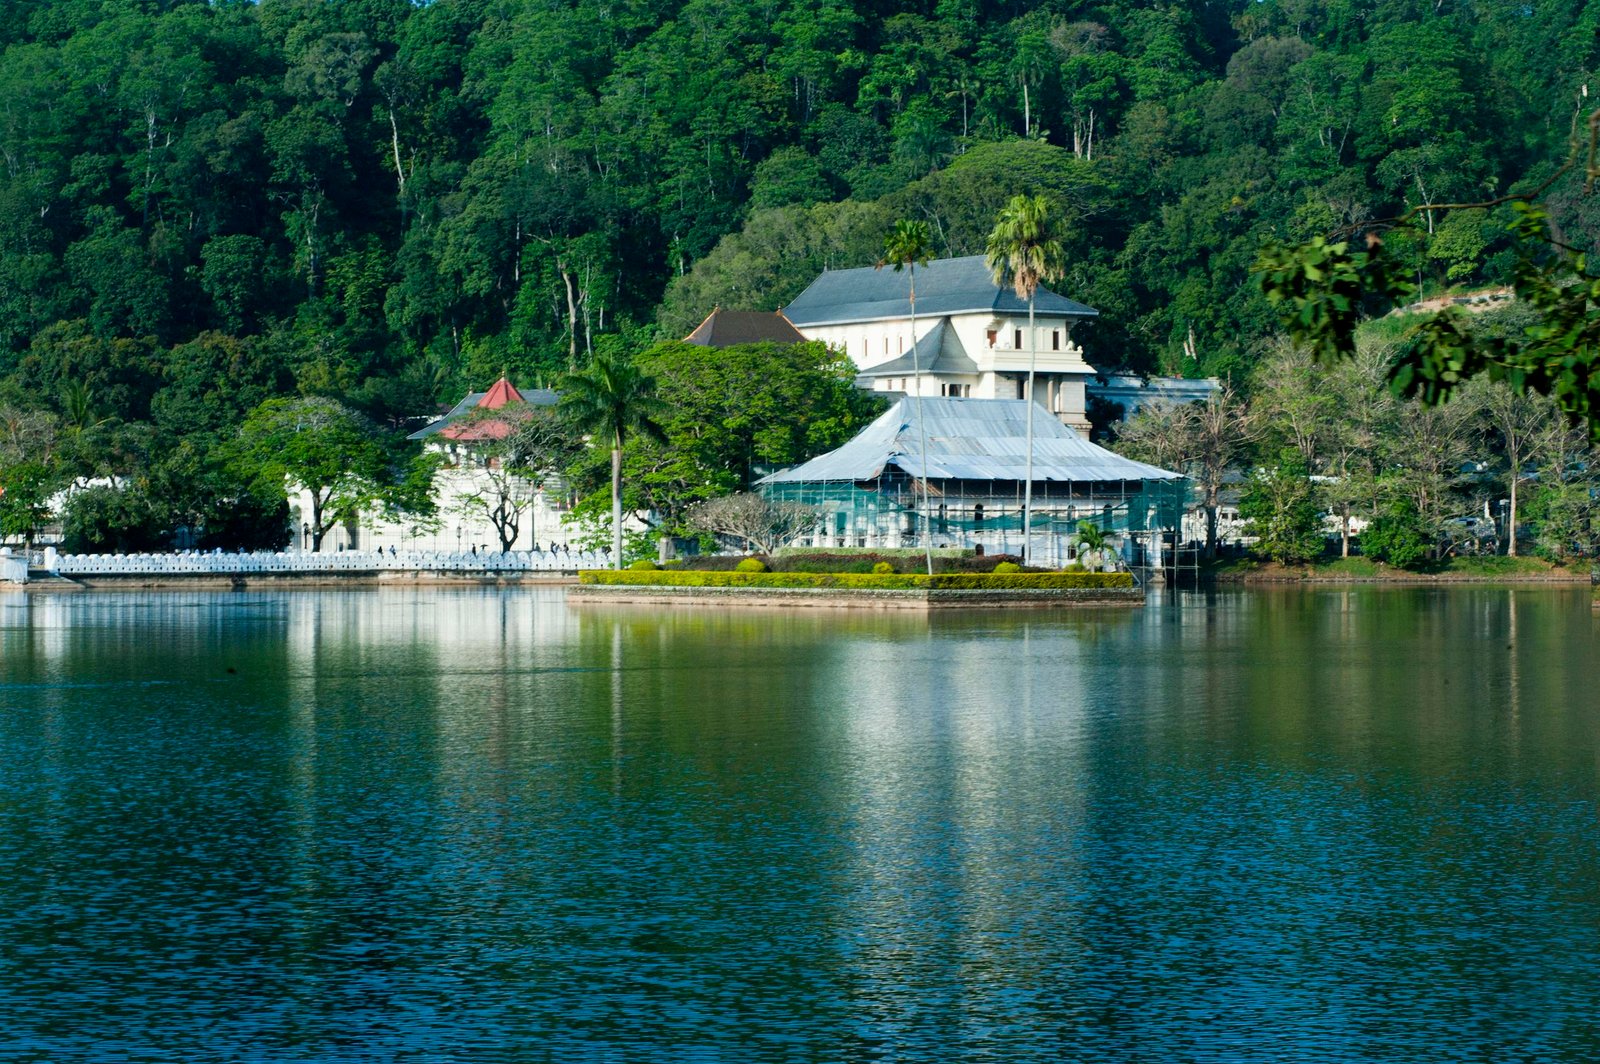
[759,397,1182,484]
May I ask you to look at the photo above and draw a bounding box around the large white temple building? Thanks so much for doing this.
[780,254,1101,431]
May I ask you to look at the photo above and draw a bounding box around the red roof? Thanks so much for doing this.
[477,377,524,410]
[439,377,525,441]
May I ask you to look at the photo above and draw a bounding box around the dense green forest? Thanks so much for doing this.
[3,0,1600,550]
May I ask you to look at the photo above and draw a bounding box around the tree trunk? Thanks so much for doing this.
[561,264,580,367]
[310,491,327,552]
[611,441,623,569]
[908,265,933,576]
[1507,468,1518,557]
[1022,296,1037,565]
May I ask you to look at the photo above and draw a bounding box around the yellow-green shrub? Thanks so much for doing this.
[872,561,895,574]
[629,559,659,571]
[993,561,1022,574]
[578,570,1135,590]
[734,558,768,572]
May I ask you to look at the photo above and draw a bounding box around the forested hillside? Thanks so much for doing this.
[2,0,1599,547]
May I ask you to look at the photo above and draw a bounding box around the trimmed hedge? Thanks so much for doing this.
[578,570,1135,590]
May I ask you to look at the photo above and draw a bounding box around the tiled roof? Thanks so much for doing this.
[782,255,1098,327]
[683,308,808,347]
[406,379,558,441]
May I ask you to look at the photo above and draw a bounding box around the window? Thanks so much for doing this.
[1052,330,1060,351]
[986,330,997,347]
[884,336,889,354]
[1014,329,1023,348]
[974,503,985,528]
[898,336,904,353]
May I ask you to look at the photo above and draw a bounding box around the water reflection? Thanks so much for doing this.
[1,586,1599,1061]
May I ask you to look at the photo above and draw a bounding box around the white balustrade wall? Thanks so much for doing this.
[41,548,612,577]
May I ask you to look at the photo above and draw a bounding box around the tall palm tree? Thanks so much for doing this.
[986,194,1066,565]
[879,219,936,576]
[560,348,666,568]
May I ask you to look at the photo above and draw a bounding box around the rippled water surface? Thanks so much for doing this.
[2,586,1598,1062]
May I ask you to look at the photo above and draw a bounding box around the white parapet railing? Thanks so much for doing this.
[0,551,26,584]
[41,548,612,578]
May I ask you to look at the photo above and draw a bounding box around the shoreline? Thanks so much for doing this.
[1208,563,1591,587]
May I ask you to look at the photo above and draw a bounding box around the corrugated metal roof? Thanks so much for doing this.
[758,397,1181,484]
[782,255,1098,327]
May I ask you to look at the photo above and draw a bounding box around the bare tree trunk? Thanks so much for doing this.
[1023,297,1037,565]
[1507,469,1518,557]
[560,264,580,367]
[908,265,933,576]
[611,441,623,569]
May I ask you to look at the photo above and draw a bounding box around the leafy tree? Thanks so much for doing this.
[560,348,666,568]
[986,193,1067,564]
[0,461,57,549]
[1362,500,1431,569]
[1240,454,1324,565]
[229,396,406,552]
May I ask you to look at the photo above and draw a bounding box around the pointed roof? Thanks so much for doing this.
[853,320,981,378]
[782,255,1098,328]
[758,397,1180,484]
[407,377,558,441]
[478,376,524,409]
[684,307,809,347]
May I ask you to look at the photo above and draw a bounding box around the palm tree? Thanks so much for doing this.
[560,348,666,568]
[986,194,1066,565]
[879,219,936,576]
[1074,519,1110,570]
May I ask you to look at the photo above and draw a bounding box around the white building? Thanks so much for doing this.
[780,255,1100,431]
[291,378,584,554]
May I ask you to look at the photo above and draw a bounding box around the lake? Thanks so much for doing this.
[1,586,1597,1062]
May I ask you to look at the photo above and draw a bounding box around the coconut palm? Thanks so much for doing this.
[1074,519,1110,570]
[560,348,666,568]
[879,219,936,575]
[985,194,1067,565]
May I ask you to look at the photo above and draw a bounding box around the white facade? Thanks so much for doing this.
[780,255,1102,432]
[289,469,581,555]
[800,313,1097,430]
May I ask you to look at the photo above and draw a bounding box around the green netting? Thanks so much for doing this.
[762,476,1190,545]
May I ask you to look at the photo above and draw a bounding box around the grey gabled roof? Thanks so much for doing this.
[758,397,1181,484]
[782,254,1098,327]
[854,319,980,378]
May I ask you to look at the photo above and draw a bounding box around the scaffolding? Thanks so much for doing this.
[763,472,1189,568]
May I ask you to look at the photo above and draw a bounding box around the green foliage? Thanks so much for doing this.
[579,570,1135,590]
[1363,502,1432,569]
[628,558,659,571]
[58,484,164,553]
[230,396,406,552]
[872,560,895,574]
[1256,236,1416,366]
[734,557,768,573]
[0,461,58,546]
[1240,456,1325,565]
